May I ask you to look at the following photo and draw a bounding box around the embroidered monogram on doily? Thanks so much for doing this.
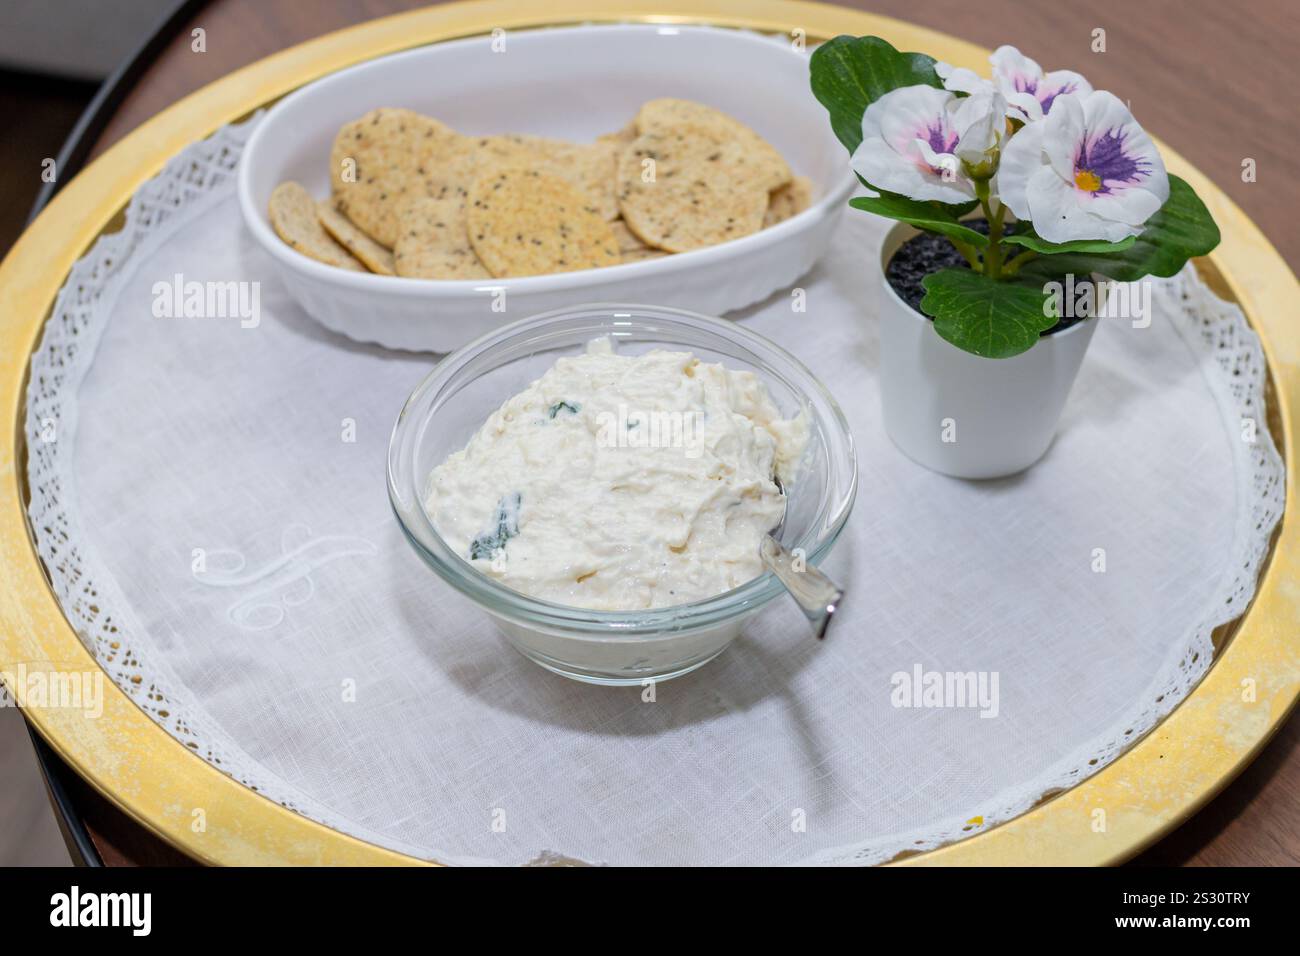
[193,524,377,630]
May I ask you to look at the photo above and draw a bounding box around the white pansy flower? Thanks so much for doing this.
[936,45,1092,123]
[852,85,1006,202]
[998,90,1169,242]
[990,45,1092,122]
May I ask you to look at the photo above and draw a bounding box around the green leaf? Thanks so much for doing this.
[920,268,1058,359]
[810,37,979,244]
[850,195,989,248]
[1000,230,1136,255]
[1019,176,1220,282]
[810,35,942,155]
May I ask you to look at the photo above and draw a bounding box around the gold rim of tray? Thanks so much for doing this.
[0,0,1295,866]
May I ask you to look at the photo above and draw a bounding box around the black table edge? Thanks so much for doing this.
[22,0,210,868]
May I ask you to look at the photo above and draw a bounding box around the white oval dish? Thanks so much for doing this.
[237,24,856,352]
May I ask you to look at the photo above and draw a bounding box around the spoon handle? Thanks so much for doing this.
[759,535,843,640]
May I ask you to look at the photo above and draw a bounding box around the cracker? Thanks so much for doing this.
[329,108,467,247]
[611,221,671,262]
[764,175,814,227]
[468,134,619,221]
[393,195,490,279]
[268,181,365,270]
[317,200,395,275]
[597,121,638,146]
[467,167,620,277]
[609,218,654,254]
[634,98,791,191]
[621,247,669,264]
[616,126,769,253]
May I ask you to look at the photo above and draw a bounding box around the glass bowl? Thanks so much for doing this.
[387,304,857,685]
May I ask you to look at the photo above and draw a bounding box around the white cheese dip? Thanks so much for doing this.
[425,338,807,610]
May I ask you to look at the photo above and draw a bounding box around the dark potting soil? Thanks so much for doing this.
[885,221,1087,335]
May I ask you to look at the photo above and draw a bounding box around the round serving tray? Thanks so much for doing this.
[1,0,1296,866]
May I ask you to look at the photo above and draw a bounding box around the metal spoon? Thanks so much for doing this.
[760,477,844,640]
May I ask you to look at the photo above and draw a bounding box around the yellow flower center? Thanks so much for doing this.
[1074,169,1102,192]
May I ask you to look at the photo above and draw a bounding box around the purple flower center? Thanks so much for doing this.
[1074,128,1150,195]
[1014,76,1077,115]
[914,121,960,176]
[1039,82,1076,115]
[925,121,959,155]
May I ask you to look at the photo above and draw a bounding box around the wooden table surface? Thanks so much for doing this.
[45,0,1300,866]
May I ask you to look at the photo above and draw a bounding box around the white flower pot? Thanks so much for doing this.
[878,222,1100,480]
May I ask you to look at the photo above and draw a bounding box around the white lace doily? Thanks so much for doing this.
[23,118,1285,865]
